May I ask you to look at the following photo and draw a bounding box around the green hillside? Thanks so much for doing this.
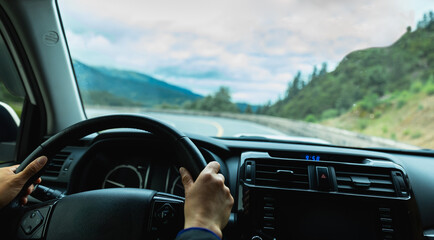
[323,90,434,149]
[263,18,434,121]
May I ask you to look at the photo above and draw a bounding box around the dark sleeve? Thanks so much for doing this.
[175,228,221,240]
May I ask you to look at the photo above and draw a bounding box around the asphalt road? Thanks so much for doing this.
[86,109,286,137]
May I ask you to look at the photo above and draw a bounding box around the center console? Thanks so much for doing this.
[237,151,422,240]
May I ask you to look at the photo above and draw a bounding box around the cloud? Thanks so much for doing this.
[59,0,429,104]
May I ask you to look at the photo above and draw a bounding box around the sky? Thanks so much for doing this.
[58,0,433,105]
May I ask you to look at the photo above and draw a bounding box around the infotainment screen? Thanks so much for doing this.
[276,198,378,240]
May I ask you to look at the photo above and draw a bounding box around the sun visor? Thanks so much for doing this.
[0,33,25,97]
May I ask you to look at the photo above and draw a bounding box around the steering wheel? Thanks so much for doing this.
[1,114,208,240]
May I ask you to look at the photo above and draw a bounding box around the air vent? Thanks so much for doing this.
[43,151,70,177]
[253,158,309,189]
[335,166,397,197]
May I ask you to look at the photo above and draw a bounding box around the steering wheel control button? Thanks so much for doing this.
[316,166,331,190]
[18,205,52,239]
[150,197,185,239]
[20,210,43,235]
[156,203,175,224]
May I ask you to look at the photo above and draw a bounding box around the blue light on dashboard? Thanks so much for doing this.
[305,155,320,161]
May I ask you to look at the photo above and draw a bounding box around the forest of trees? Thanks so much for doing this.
[180,11,434,122]
[254,11,434,121]
[417,11,434,29]
[184,86,239,113]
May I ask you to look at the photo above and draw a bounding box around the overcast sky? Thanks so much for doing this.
[58,0,433,104]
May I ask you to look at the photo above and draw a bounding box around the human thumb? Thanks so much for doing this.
[180,167,194,193]
[16,156,48,183]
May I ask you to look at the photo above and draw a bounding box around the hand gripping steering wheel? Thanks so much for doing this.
[1,114,207,240]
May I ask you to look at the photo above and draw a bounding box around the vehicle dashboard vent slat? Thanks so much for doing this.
[241,152,410,199]
[249,158,310,190]
[335,166,401,197]
[42,151,71,177]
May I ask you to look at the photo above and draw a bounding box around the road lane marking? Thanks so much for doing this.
[145,112,224,137]
[209,121,224,137]
[193,119,224,137]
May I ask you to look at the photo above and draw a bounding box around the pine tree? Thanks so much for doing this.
[319,62,328,76]
[285,71,301,100]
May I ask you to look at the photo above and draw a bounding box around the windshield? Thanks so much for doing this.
[58,0,433,150]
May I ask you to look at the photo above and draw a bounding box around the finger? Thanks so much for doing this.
[27,184,35,195]
[34,177,42,184]
[21,196,28,205]
[204,161,220,174]
[16,156,48,182]
[224,185,232,198]
[217,173,225,183]
[179,167,194,193]
[21,185,35,206]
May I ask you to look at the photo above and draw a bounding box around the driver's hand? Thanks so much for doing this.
[180,161,234,239]
[0,156,47,209]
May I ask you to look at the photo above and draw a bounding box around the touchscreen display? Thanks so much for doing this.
[276,198,377,240]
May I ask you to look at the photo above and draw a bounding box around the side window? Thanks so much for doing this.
[0,32,25,163]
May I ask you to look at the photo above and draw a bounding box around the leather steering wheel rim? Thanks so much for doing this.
[11,114,208,208]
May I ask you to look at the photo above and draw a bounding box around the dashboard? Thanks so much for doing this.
[39,130,434,240]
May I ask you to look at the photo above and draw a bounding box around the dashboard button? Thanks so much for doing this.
[316,166,331,190]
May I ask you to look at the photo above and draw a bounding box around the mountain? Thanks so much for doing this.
[73,60,202,107]
[259,15,434,148]
[264,19,434,120]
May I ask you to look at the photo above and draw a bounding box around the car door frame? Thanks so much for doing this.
[0,0,86,163]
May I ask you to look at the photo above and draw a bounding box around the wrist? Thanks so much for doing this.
[184,220,222,239]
